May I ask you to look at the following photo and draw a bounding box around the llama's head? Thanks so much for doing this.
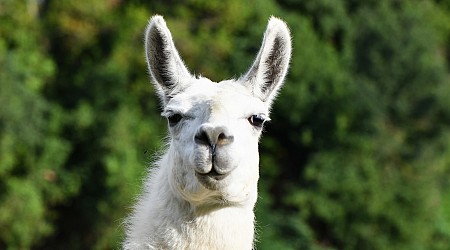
[145,15,291,209]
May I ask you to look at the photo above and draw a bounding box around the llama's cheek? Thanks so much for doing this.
[231,145,259,181]
[234,158,259,181]
[234,137,259,163]
[177,139,197,163]
[170,164,207,202]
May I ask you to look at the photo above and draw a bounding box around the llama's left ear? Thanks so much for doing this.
[240,17,291,107]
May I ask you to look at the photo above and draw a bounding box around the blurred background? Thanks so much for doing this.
[1,0,450,249]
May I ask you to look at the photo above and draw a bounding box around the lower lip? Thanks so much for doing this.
[196,171,229,181]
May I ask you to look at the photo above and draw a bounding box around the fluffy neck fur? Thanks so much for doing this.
[124,150,256,250]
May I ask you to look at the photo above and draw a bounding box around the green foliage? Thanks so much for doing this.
[260,1,450,249]
[0,0,448,249]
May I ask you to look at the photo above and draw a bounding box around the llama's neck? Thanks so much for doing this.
[125,153,256,249]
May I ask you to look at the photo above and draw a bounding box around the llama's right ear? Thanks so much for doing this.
[145,15,192,104]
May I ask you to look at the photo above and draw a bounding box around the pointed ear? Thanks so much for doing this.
[240,16,292,107]
[145,15,192,104]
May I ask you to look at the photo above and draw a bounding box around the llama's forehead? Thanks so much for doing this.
[165,78,267,116]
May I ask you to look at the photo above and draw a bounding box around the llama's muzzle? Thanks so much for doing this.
[194,124,234,147]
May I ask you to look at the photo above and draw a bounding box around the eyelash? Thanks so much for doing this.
[247,114,267,128]
[167,113,183,126]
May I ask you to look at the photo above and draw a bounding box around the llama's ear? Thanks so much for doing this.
[240,17,291,107]
[145,15,192,104]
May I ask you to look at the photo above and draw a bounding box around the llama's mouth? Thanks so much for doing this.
[195,151,233,182]
[195,165,230,190]
[196,167,229,181]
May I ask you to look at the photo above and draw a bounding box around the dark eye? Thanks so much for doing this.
[248,114,267,128]
[167,114,183,126]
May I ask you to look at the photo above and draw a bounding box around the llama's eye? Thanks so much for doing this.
[167,114,183,126]
[248,114,266,128]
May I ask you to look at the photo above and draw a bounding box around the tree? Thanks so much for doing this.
[0,1,75,249]
[258,0,450,249]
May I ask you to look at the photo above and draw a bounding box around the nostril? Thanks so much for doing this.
[195,130,210,146]
[218,133,226,141]
[217,132,234,145]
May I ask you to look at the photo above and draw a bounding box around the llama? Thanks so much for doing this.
[124,15,291,250]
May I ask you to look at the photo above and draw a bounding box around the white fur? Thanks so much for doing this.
[124,15,291,250]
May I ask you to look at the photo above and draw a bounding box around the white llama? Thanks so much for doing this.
[124,15,291,250]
